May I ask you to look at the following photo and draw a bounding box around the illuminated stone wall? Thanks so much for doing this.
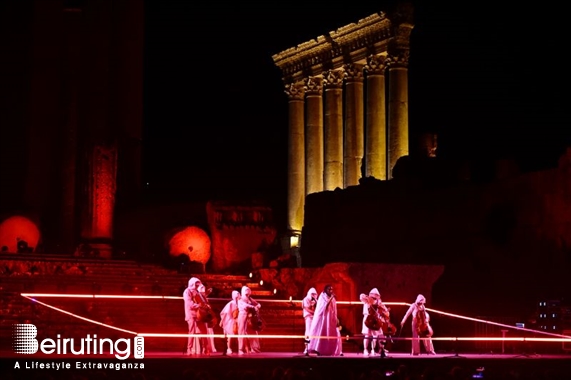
[301,154,571,315]
[258,262,444,336]
[206,201,277,273]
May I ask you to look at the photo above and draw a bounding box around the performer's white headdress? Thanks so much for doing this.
[188,277,201,290]
[369,288,380,299]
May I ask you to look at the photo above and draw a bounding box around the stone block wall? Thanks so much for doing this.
[300,157,571,317]
[257,262,444,336]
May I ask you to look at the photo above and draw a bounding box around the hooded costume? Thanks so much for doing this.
[182,277,210,355]
[360,287,389,356]
[183,277,201,322]
[219,290,241,354]
[302,287,318,354]
[237,286,261,354]
[400,294,435,355]
[307,284,342,356]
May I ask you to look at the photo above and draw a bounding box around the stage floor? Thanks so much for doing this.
[145,350,568,360]
[3,351,571,379]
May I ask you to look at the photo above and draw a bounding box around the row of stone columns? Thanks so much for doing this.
[285,54,409,233]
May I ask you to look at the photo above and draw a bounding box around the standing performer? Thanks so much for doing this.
[400,294,436,355]
[301,287,318,354]
[219,290,240,354]
[237,285,262,355]
[307,284,342,356]
[183,277,210,355]
[360,288,389,356]
[198,284,217,354]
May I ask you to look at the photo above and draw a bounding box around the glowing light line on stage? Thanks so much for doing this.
[21,293,99,298]
[21,293,571,344]
[138,333,310,339]
[20,293,411,309]
[423,305,571,339]
[135,332,571,343]
[21,293,180,300]
[20,294,138,335]
[428,337,571,343]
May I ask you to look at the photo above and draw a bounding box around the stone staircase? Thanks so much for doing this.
[0,254,304,353]
[0,254,276,296]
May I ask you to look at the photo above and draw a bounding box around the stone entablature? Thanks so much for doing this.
[272,7,413,84]
[272,13,393,83]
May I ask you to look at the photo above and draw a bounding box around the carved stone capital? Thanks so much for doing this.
[323,69,344,89]
[284,81,305,100]
[304,76,323,96]
[393,23,413,49]
[365,55,387,75]
[344,63,364,83]
[387,50,410,68]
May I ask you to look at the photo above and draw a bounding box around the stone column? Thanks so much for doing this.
[285,82,306,233]
[387,51,410,178]
[113,0,144,209]
[343,63,365,187]
[304,76,324,195]
[323,69,345,191]
[365,55,388,180]
[59,7,82,254]
[82,143,118,259]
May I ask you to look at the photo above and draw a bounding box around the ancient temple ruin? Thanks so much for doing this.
[272,3,414,238]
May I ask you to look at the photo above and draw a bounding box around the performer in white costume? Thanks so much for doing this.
[307,284,342,356]
[301,287,317,354]
[400,294,435,355]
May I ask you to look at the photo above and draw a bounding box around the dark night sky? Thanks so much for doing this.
[141,1,571,213]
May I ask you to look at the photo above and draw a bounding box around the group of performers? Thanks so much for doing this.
[184,277,435,357]
[183,277,263,356]
[302,286,436,357]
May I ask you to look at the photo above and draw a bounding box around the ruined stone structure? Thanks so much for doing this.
[0,0,144,256]
[300,151,571,315]
[272,3,414,238]
[206,201,277,273]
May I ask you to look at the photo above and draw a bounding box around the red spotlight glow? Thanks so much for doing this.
[168,226,211,264]
[0,215,41,253]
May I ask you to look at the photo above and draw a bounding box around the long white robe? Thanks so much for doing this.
[302,287,317,338]
[183,278,208,355]
[219,290,240,352]
[307,291,341,356]
[401,294,435,355]
[237,286,261,353]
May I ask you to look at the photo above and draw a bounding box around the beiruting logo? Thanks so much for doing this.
[13,324,144,360]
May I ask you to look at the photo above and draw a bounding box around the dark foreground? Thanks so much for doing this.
[2,351,571,380]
